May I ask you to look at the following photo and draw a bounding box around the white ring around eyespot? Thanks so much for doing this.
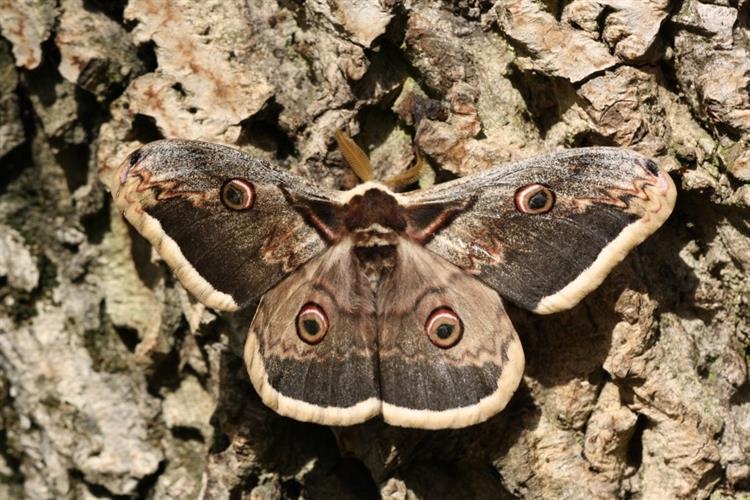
[221,179,255,211]
[514,184,555,214]
[425,307,462,348]
[426,311,457,334]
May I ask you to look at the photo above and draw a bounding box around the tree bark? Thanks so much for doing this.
[1,0,749,498]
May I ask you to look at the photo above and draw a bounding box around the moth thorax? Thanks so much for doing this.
[350,223,398,246]
[353,245,397,291]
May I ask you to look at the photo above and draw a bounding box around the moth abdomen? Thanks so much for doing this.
[353,243,398,291]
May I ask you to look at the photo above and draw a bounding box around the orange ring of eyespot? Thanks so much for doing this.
[425,307,463,349]
[514,184,555,214]
[296,302,329,345]
[221,179,255,211]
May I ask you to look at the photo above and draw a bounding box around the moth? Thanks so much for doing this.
[111,136,676,429]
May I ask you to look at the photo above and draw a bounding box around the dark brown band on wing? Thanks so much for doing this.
[403,197,476,244]
[473,202,639,311]
[379,357,504,411]
[281,189,345,242]
[144,197,322,307]
[261,354,380,408]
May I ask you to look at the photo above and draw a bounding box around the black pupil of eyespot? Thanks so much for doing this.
[528,191,548,210]
[226,185,243,205]
[303,318,320,336]
[129,150,141,166]
[645,160,659,175]
[436,323,453,340]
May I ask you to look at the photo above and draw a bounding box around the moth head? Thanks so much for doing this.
[296,303,329,345]
[514,184,555,214]
[425,307,463,348]
[221,179,255,211]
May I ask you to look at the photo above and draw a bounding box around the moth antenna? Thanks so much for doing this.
[334,130,373,182]
[384,148,428,189]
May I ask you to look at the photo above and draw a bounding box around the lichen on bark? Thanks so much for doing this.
[0,0,748,498]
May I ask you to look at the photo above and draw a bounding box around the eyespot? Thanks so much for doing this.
[296,303,329,345]
[514,184,555,214]
[221,179,255,211]
[425,307,463,349]
[644,159,659,176]
[120,149,143,184]
[128,149,142,167]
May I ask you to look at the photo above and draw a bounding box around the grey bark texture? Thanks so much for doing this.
[0,0,749,498]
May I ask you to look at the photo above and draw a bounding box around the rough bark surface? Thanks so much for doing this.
[0,0,749,498]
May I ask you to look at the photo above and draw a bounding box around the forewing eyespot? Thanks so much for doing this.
[296,303,329,345]
[128,149,142,167]
[425,307,463,349]
[645,159,660,176]
[514,184,555,214]
[221,179,255,211]
[120,149,144,183]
